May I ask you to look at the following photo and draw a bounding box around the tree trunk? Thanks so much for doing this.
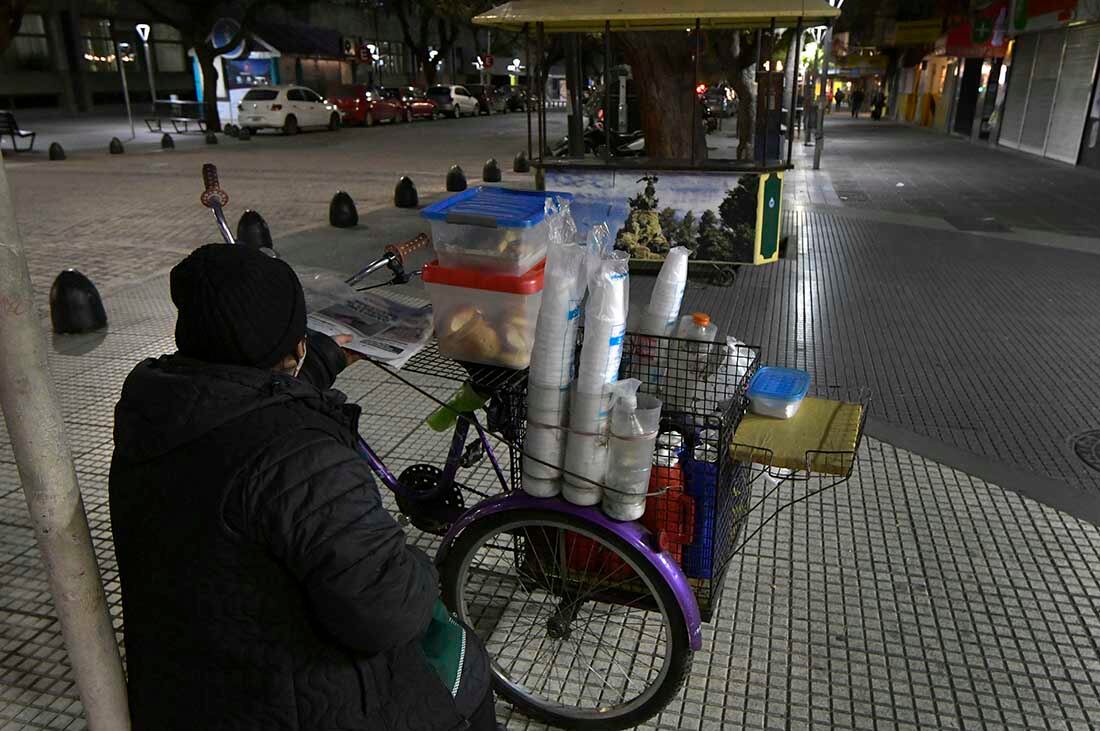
[731,67,755,160]
[619,31,706,161]
[712,31,757,161]
[196,45,222,132]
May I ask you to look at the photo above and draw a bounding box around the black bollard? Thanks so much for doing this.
[205,131,218,145]
[482,157,502,183]
[329,191,359,228]
[446,164,467,192]
[238,127,251,140]
[513,151,530,173]
[109,137,124,154]
[48,142,66,161]
[237,209,274,250]
[161,133,175,149]
[535,167,546,191]
[49,270,107,334]
[394,176,419,208]
[224,124,239,138]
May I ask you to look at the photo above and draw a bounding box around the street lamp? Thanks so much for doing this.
[135,23,157,113]
[813,0,844,170]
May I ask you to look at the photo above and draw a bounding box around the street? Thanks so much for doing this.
[2,110,1100,730]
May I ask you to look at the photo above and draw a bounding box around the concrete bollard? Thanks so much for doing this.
[446,164,467,192]
[394,176,419,208]
[238,127,251,141]
[108,137,124,155]
[513,151,530,173]
[482,157,502,183]
[49,270,107,334]
[48,143,66,161]
[329,191,359,228]
[161,133,174,149]
[236,209,273,250]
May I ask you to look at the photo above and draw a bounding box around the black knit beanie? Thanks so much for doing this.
[170,244,306,369]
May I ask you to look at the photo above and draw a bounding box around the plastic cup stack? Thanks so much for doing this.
[522,384,570,497]
[603,392,662,522]
[562,389,612,505]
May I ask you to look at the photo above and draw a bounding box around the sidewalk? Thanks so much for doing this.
[2,112,1100,729]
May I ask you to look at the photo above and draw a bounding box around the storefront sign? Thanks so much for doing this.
[894,19,944,45]
[1008,0,1100,33]
[943,1,1009,56]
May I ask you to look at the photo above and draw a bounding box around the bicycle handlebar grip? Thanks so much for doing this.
[384,233,431,263]
[200,163,229,208]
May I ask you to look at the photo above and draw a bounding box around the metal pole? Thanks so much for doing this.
[525,24,532,159]
[691,18,700,165]
[786,19,802,165]
[142,40,157,113]
[813,21,833,170]
[0,154,132,729]
[116,41,136,140]
[603,21,611,163]
[537,23,546,162]
[804,30,821,145]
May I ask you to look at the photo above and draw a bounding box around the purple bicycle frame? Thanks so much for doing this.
[357,409,703,652]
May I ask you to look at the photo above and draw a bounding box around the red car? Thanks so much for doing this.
[383,86,441,121]
[329,84,409,126]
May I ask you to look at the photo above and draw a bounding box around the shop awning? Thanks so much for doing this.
[473,0,841,32]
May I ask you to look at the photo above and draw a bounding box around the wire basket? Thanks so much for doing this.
[516,329,761,622]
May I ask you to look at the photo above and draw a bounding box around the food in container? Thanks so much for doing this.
[422,259,544,369]
[420,187,574,276]
[746,366,812,419]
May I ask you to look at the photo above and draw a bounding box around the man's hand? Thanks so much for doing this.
[332,334,363,368]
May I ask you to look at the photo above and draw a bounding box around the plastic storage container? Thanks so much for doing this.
[747,366,812,419]
[420,187,574,276]
[422,259,545,369]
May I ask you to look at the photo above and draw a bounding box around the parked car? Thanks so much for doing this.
[427,85,479,118]
[238,85,340,134]
[328,84,407,126]
[465,84,508,114]
[382,86,441,121]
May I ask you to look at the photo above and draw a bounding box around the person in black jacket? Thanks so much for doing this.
[110,244,495,731]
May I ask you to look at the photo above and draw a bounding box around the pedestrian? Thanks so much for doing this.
[851,88,865,118]
[110,244,498,731]
[834,88,845,110]
[871,91,885,120]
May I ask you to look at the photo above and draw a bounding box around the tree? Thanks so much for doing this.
[136,0,275,131]
[391,0,494,85]
[617,31,706,160]
[0,0,27,52]
[709,31,759,161]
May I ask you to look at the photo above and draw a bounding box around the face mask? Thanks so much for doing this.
[292,343,307,379]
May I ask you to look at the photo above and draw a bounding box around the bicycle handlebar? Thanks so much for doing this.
[384,233,431,262]
[346,233,432,286]
[200,163,229,209]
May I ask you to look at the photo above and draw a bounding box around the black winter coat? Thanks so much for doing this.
[109,354,468,731]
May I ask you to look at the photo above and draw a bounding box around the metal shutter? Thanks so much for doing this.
[999,33,1037,149]
[1044,24,1100,164]
[1019,28,1067,155]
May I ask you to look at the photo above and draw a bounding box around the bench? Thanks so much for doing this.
[144,117,208,134]
[0,110,36,152]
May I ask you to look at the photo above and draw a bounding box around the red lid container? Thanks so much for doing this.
[421,258,545,293]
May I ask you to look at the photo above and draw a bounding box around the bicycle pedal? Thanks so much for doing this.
[459,439,485,468]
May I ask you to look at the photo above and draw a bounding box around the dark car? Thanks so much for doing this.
[465,84,508,114]
[504,87,528,113]
[328,84,406,126]
[382,86,441,121]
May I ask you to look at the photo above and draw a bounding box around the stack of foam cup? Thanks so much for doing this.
[633,247,690,393]
[523,242,586,498]
[563,257,627,506]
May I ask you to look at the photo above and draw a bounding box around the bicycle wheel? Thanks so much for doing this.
[440,509,693,730]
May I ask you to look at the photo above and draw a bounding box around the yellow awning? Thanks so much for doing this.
[473,0,841,32]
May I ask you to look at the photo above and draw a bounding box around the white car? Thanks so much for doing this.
[427,85,479,118]
[237,85,341,135]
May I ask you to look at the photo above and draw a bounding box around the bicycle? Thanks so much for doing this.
[199,164,867,730]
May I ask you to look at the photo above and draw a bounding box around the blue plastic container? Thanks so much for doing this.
[421,187,574,275]
[681,455,718,579]
[747,366,812,419]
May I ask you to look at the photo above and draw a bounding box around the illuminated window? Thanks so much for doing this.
[8,14,50,71]
[81,18,139,72]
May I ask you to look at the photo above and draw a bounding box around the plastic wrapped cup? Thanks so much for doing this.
[527,383,570,413]
[523,416,567,482]
[602,467,652,521]
[562,424,609,505]
[523,475,560,498]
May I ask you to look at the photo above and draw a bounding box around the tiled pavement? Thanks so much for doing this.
[3,114,1100,729]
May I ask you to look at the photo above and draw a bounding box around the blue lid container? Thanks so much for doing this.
[421,186,574,228]
[747,367,812,419]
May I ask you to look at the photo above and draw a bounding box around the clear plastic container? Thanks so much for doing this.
[747,366,812,419]
[420,187,574,276]
[422,259,545,369]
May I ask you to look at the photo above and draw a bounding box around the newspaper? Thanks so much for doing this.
[298,265,433,368]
